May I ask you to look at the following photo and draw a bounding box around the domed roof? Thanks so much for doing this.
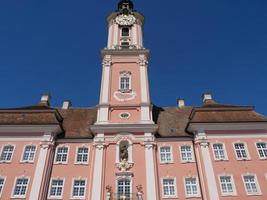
[118,0,134,11]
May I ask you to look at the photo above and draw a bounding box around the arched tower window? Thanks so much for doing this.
[121,27,130,37]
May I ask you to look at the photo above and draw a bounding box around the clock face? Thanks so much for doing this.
[115,14,136,26]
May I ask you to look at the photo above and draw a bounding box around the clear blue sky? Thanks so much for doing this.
[0,0,266,115]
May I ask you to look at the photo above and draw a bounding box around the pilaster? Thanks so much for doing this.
[194,131,219,200]
[91,134,106,200]
[144,133,158,200]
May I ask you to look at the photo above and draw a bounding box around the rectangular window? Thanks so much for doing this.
[163,179,176,197]
[72,180,86,198]
[22,145,36,162]
[213,144,226,160]
[185,178,198,196]
[76,147,88,164]
[256,143,267,159]
[0,178,5,194]
[220,176,234,195]
[181,145,193,161]
[120,77,130,90]
[243,175,260,195]
[160,147,172,162]
[0,145,14,161]
[234,143,248,159]
[55,147,68,163]
[13,178,29,197]
[49,179,64,197]
[121,27,129,37]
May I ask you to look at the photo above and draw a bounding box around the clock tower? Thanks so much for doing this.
[91,1,158,200]
[96,0,153,125]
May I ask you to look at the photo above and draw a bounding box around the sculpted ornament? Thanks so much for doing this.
[116,159,134,172]
[113,90,136,102]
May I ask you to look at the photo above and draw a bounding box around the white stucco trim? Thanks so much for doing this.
[91,144,104,200]
[107,24,112,48]
[145,135,157,200]
[29,143,49,200]
[132,24,137,46]
[139,61,148,103]
[113,24,119,46]
[200,139,219,200]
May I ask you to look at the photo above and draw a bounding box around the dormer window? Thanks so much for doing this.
[122,27,129,37]
[119,71,131,92]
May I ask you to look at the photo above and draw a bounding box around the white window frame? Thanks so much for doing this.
[75,145,89,165]
[11,176,30,199]
[159,146,173,164]
[116,176,133,199]
[54,146,69,164]
[233,142,250,160]
[255,142,267,159]
[71,178,87,199]
[119,71,132,92]
[180,145,194,163]
[242,174,262,196]
[161,177,177,198]
[48,177,65,199]
[0,144,15,163]
[0,176,6,198]
[21,144,37,163]
[212,143,228,161]
[218,174,237,196]
[183,176,200,198]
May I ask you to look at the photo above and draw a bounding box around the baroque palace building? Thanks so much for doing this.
[0,1,267,200]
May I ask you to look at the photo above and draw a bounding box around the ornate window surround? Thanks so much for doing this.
[217,174,237,196]
[11,176,30,199]
[48,177,65,199]
[75,145,90,165]
[70,177,87,199]
[159,145,173,164]
[20,144,37,163]
[115,175,133,198]
[161,177,178,198]
[232,141,250,161]
[183,176,201,198]
[255,141,267,160]
[0,176,6,198]
[54,145,69,165]
[212,142,229,161]
[242,173,262,196]
[0,144,15,163]
[180,144,195,163]
[118,71,132,93]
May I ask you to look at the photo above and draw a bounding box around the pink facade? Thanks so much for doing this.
[0,1,267,200]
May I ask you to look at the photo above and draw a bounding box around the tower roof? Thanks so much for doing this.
[118,0,134,12]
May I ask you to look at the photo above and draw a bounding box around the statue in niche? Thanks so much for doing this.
[120,143,128,161]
